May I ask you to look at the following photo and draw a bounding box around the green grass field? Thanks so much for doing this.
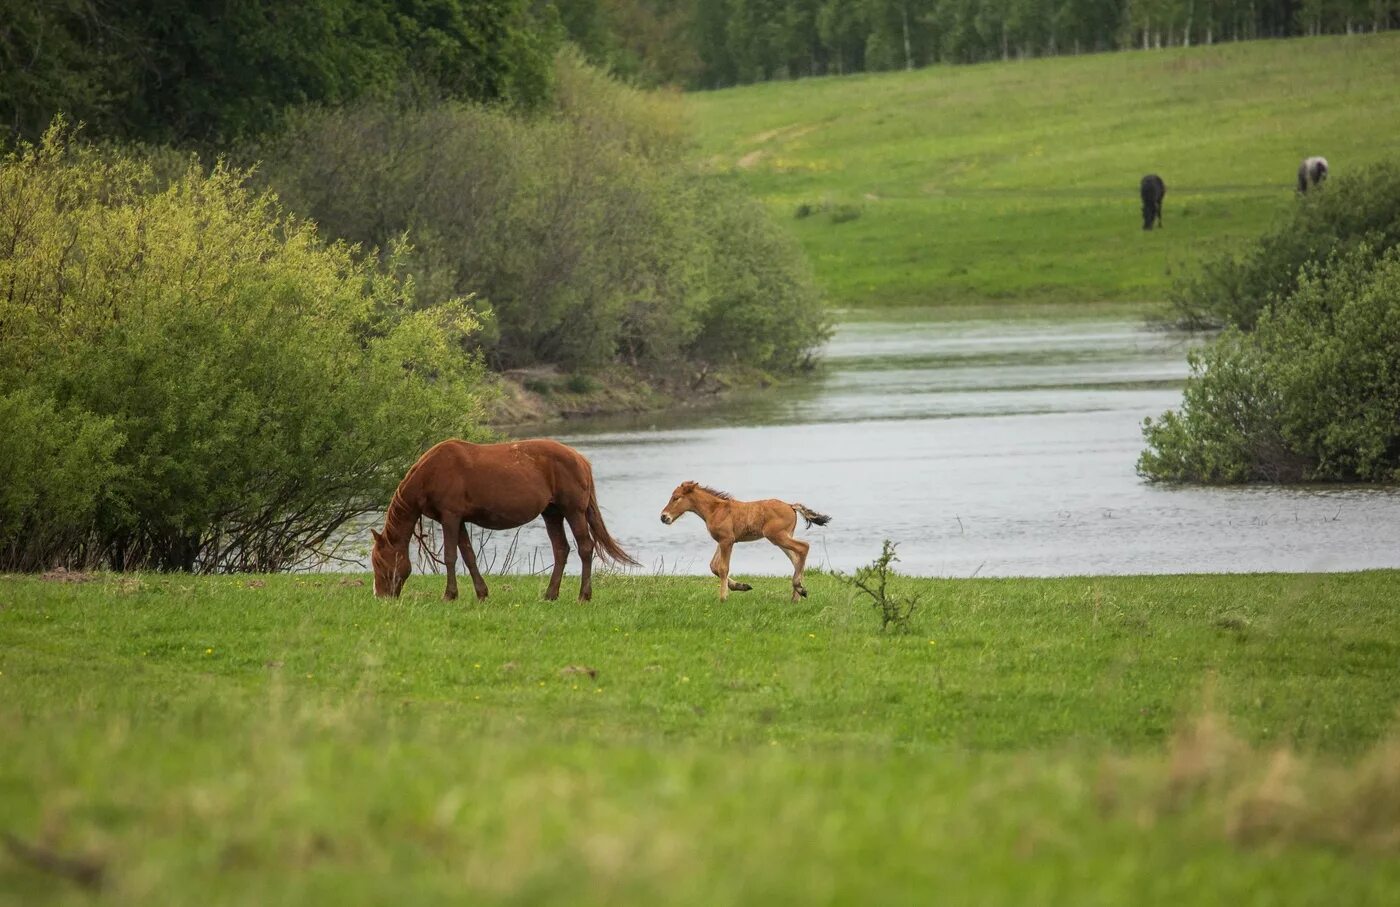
[686,34,1400,310]
[4,571,1399,904]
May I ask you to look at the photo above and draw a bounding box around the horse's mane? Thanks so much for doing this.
[696,484,733,500]
[382,451,443,565]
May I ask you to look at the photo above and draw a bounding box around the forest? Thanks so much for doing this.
[562,0,1400,87]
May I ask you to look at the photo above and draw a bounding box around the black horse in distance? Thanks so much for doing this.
[1140,174,1166,230]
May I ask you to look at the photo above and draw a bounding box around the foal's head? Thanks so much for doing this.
[369,528,412,597]
[660,481,701,525]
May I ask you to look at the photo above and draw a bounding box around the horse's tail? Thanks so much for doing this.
[586,482,641,567]
[792,503,832,529]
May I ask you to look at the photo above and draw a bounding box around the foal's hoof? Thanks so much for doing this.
[795,585,808,599]
[732,582,753,592]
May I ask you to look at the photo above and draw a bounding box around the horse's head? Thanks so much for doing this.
[660,481,699,525]
[370,528,411,597]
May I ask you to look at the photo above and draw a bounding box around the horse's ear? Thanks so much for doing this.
[680,480,697,491]
[370,528,383,544]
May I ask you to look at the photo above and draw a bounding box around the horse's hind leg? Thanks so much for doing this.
[455,523,489,601]
[541,509,569,601]
[771,531,810,602]
[564,509,596,601]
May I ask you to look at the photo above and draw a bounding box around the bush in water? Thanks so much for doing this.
[1142,245,1400,483]
[0,122,487,572]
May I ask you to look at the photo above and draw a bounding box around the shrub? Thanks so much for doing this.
[0,390,124,572]
[0,123,487,571]
[1170,162,1400,330]
[687,179,830,374]
[1141,246,1400,483]
[260,52,829,378]
[827,203,863,224]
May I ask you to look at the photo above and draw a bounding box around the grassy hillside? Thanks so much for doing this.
[686,35,1400,310]
[4,571,1399,904]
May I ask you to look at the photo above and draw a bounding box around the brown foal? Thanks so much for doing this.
[371,439,638,602]
[659,481,831,602]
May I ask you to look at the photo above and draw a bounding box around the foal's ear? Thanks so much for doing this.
[370,528,383,544]
[680,480,697,491]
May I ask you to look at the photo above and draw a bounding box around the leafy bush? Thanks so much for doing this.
[1141,246,1400,483]
[0,124,487,571]
[260,52,828,378]
[827,203,863,224]
[0,390,123,572]
[1170,162,1400,330]
[688,179,831,373]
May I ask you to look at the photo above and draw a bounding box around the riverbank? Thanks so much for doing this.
[488,301,1166,427]
[3,570,1397,904]
[688,33,1400,310]
[486,362,786,427]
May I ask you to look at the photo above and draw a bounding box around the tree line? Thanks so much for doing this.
[563,0,1400,88]
[0,0,556,146]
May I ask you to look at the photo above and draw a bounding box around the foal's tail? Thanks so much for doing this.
[586,483,641,567]
[792,503,832,529]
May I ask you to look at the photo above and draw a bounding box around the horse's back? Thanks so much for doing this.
[408,438,593,523]
[423,437,585,471]
[464,438,596,502]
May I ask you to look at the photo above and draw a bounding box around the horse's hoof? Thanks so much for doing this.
[444,591,458,602]
[796,586,808,598]
[733,582,753,592]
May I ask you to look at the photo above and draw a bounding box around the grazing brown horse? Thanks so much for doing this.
[659,481,830,602]
[371,439,638,602]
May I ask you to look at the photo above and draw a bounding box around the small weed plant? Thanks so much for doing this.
[839,540,921,632]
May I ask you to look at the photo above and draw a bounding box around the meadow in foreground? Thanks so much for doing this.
[2,571,1398,905]
[687,34,1400,310]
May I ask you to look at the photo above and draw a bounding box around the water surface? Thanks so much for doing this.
[452,318,1400,578]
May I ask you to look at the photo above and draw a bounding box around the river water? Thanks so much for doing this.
[445,317,1400,579]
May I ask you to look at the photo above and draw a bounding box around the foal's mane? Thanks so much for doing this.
[695,484,733,500]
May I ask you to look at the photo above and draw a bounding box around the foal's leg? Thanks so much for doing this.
[710,542,732,602]
[770,531,810,601]
[455,523,489,600]
[564,510,596,601]
[542,510,570,601]
[440,513,461,601]
[709,541,751,601]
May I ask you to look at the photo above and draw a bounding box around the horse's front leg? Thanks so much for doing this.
[709,541,750,601]
[456,524,489,600]
[440,513,461,602]
[542,511,569,601]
